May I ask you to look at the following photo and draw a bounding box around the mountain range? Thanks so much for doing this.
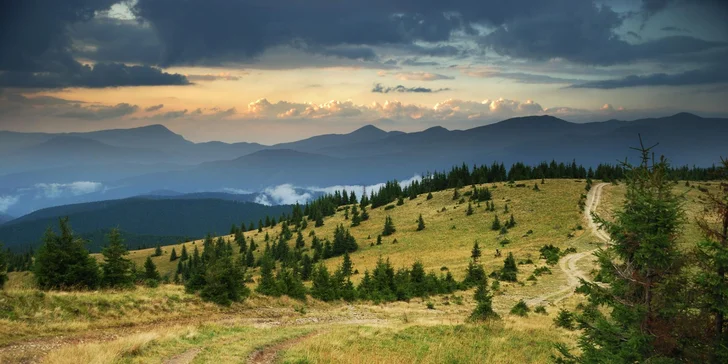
[0,112,726,218]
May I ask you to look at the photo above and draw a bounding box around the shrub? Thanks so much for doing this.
[426,301,435,310]
[554,309,575,330]
[384,205,395,210]
[510,300,530,316]
[534,306,547,315]
[533,266,552,276]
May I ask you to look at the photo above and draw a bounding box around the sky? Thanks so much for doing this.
[0,0,727,144]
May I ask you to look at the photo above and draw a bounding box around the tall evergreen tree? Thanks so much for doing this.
[34,218,100,290]
[341,252,353,277]
[500,252,518,282]
[201,249,249,305]
[0,243,8,289]
[154,245,163,257]
[256,256,278,296]
[471,241,481,262]
[382,216,396,236]
[563,144,687,363]
[695,158,728,361]
[417,214,426,231]
[144,256,160,281]
[180,245,189,261]
[491,215,501,231]
[295,231,305,249]
[100,229,133,289]
[170,248,178,261]
[466,203,474,216]
[470,276,498,321]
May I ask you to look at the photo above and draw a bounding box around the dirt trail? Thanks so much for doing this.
[526,183,610,306]
[247,332,319,364]
[163,348,201,364]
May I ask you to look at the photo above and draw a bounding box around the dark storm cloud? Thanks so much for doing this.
[0,0,188,88]
[569,65,728,89]
[371,83,450,93]
[481,0,726,66]
[0,63,189,88]
[57,103,139,120]
[69,18,162,65]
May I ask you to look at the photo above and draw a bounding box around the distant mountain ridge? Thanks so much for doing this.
[0,197,291,253]
[0,112,725,217]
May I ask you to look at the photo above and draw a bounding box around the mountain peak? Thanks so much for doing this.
[351,124,386,135]
[422,126,449,133]
[669,112,701,119]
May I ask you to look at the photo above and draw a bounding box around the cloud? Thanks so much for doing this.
[57,103,139,120]
[157,109,189,119]
[4,93,82,105]
[0,195,19,213]
[569,65,728,89]
[222,188,253,195]
[372,83,451,93]
[186,73,242,82]
[33,181,104,199]
[627,31,643,41]
[0,63,189,89]
[255,184,312,206]
[460,67,582,84]
[392,72,454,81]
[145,104,164,112]
[254,176,422,206]
[480,1,726,66]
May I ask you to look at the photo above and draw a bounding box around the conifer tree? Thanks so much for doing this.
[695,158,728,361]
[376,235,382,245]
[382,216,396,236]
[245,246,255,267]
[361,204,370,221]
[180,245,189,261]
[507,214,516,229]
[452,189,460,200]
[301,254,313,281]
[471,241,481,262]
[315,213,324,227]
[100,229,133,289]
[534,183,540,191]
[170,248,178,261]
[249,222,255,231]
[256,256,278,296]
[154,245,162,257]
[500,252,518,282]
[201,246,249,305]
[470,276,498,321]
[397,196,404,206]
[504,204,509,213]
[417,214,426,231]
[144,256,160,282]
[427,192,433,200]
[311,264,334,301]
[491,215,501,231]
[0,243,7,289]
[341,252,353,277]
[258,219,263,232]
[34,218,100,290]
[295,231,305,249]
[351,205,361,227]
[466,203,474,216]
[564,144,686,363]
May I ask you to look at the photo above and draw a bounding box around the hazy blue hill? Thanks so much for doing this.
[0,198,292,252]
[272,124,404,154]
[0,213,13,226]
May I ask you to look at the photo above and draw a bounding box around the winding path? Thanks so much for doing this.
[526,183,610,306]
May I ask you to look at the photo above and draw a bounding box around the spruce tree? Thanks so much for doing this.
[470,276,498,321]
[376,235,382,245]
[382,216,396,236]
[180,245,189,261]
[427,192,433,200]
[471,241,481,262]
[507,214,516,229]
[144,256,160,282]
[295,231,305,249]
[341,252,353,277]
[466,203,474,216]
[491,215,501,231]
[499,252,518,282]
[245,246,255,267]
[34,218,100,290]
[170,248,178,261]
[397,196,404,206]
[417,214,426,231]
[100,229,133,289]
[563,144,686,363]
[0,243,8,289]
[695,158,728,361]
[154,245,163,257]
[361,204,370,221]
[256,256,278,296]
[351,205,361,227]
[201,247,249,305]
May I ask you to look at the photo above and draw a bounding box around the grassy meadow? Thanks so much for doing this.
[2,178,716,363]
